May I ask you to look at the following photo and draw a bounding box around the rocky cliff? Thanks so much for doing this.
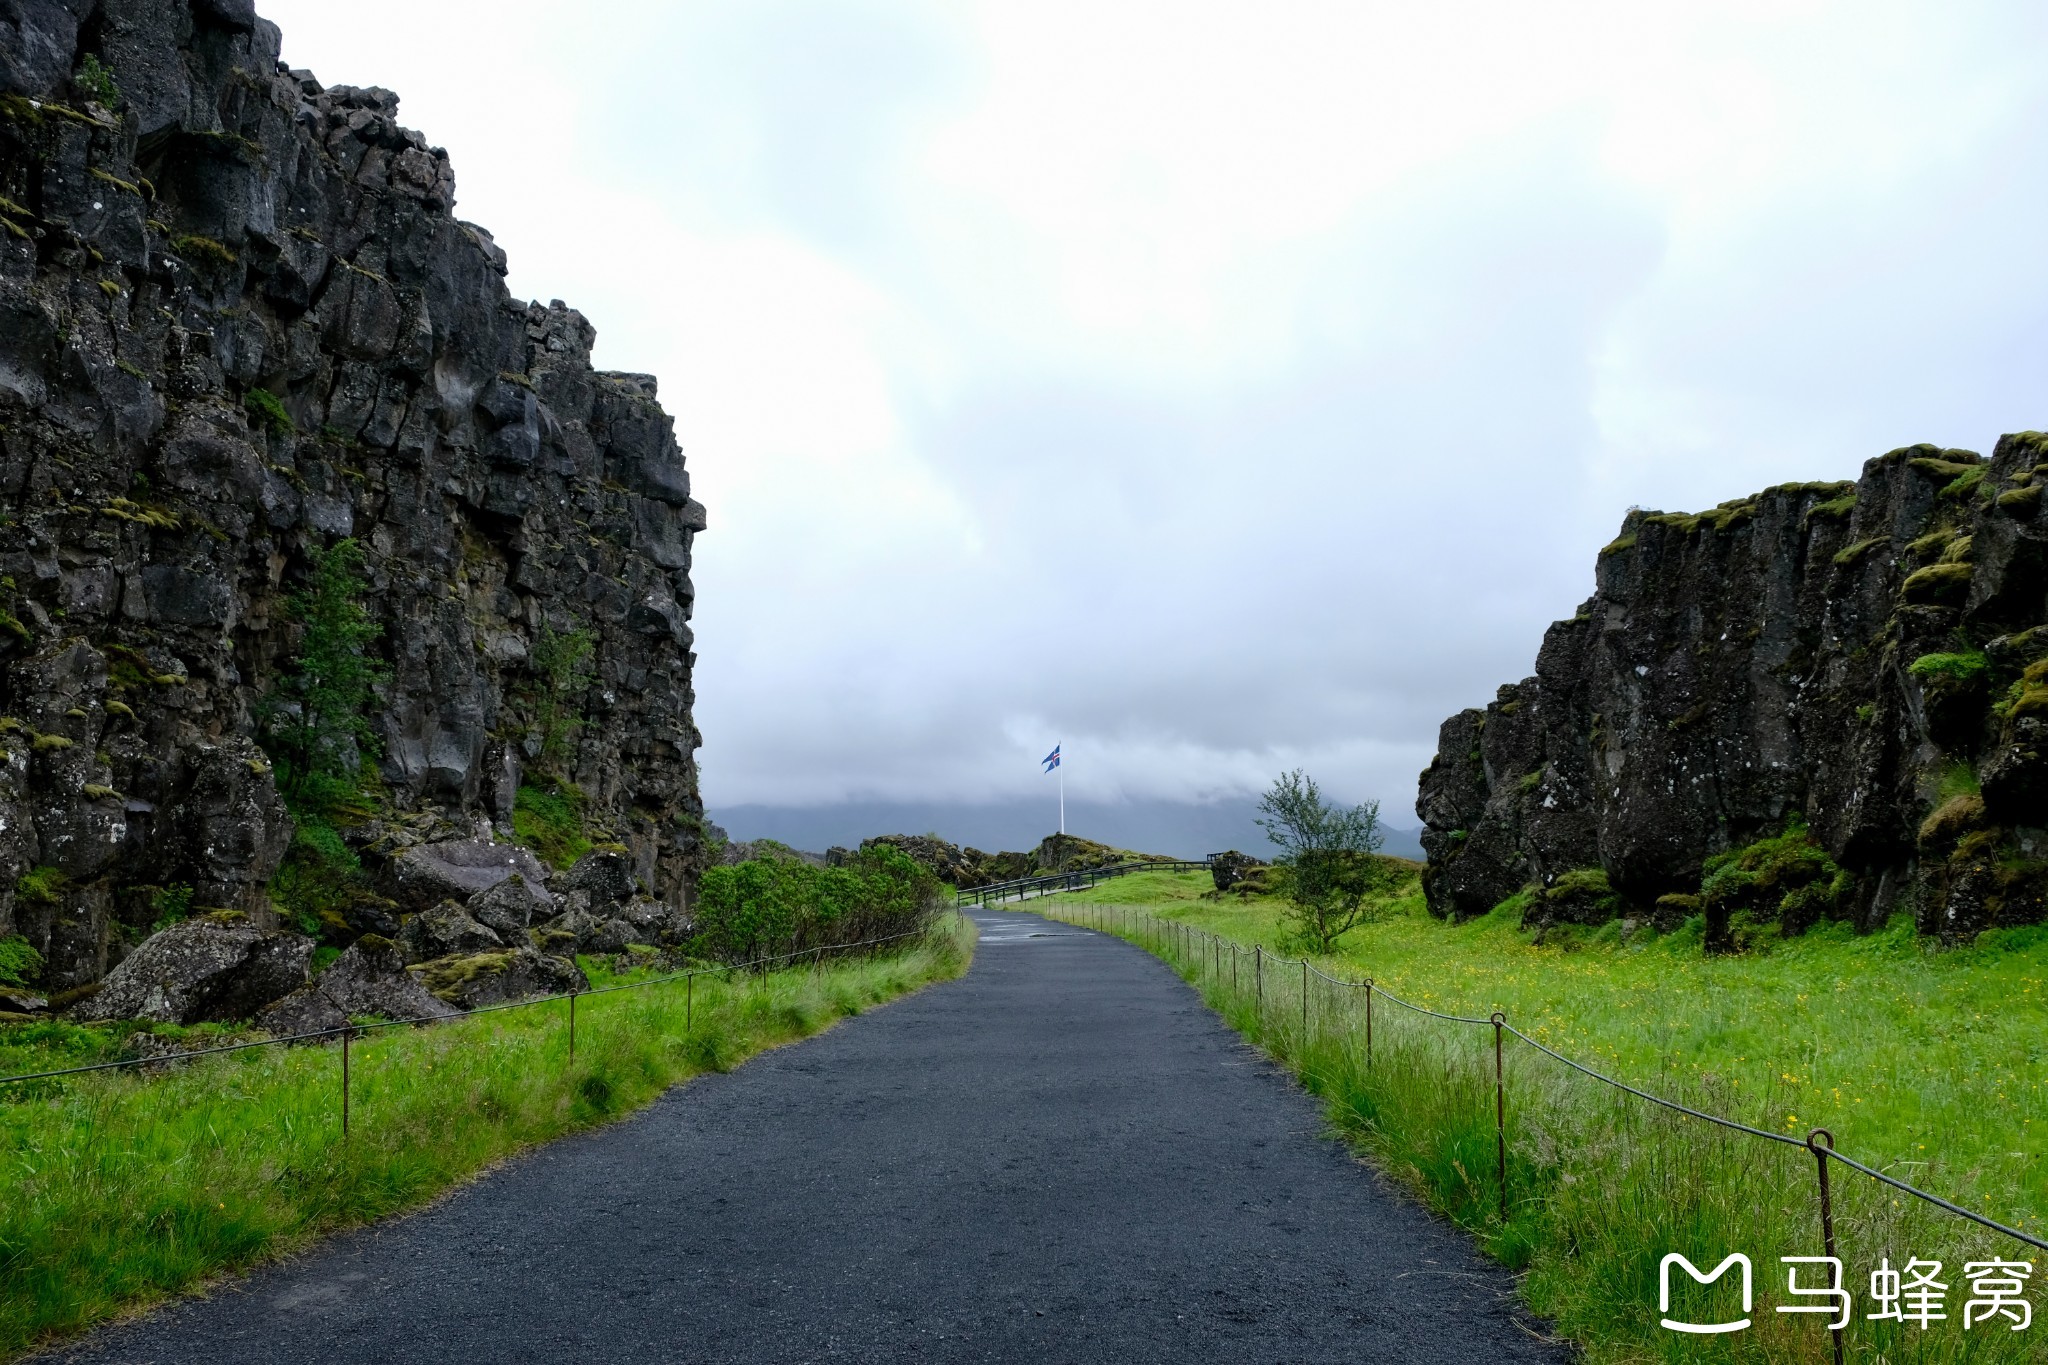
[0,0,705,997]
[1418,436,2048,946]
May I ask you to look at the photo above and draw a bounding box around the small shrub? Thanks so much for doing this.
[72,54,119,108]
[1907,650,1988,683]
[523,624,595,774]
[15,865,68,907]
[268,819,370,940]
[242,387,293,438]
[149,883,195,932]
[0,934,43,987]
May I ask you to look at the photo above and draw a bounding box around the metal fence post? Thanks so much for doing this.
[1807,1129,1845,1365]
[1492,1011,1507,1223]
[686,971,694,1033]
[340,1026,351,1139]
[568,987,577,1065]
[1256,946,1263,1015]
[1364,978,1373,1067]
[1301,959,1308,1041]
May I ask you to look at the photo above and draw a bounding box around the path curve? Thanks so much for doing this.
[38,909,1566,1364]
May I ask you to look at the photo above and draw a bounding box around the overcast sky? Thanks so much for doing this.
[268,0,2048,817]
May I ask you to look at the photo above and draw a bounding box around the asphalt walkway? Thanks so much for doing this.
[41,908,1565,1364]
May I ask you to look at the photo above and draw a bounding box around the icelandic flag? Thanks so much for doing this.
[1042,744,1061,773]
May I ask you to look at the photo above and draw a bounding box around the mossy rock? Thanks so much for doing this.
[1537,868,1624,926]
[1998,484,2042,516]
[1901,562,1973,605]
[1918,794,1987,853]
[1653,893,1701,932]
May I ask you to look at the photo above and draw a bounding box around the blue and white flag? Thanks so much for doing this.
[1042,744,1061,773]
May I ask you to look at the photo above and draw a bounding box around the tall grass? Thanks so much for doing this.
[0,917,973,1360]
[1045,896,2042,1364]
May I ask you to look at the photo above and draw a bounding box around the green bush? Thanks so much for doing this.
[1907,650,1988,683]
[72,53,118,107]
[242,387,293,438]
[269,820,371,940]
[14,866,67,908]
[149,884,194,933]
[692,845,939,963]
[0,935,42,988]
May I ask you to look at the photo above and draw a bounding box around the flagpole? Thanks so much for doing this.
[1059,746,1065,835]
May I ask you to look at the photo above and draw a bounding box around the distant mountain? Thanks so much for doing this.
[709,797,1426,862]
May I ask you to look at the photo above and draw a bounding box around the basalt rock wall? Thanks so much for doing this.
[0,0,706,992]
[1418,437,2048,943]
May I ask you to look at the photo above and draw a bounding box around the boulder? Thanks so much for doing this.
[1209,850,1266,892]
[321,935,462,1019]
[411,947,588,1010]
[0,990,47,1015]
[258,934,461,1037]
[73,915,313,1023]
[535,906,603,953]
[254,985,349,1038]
[467,873,556,941]
[384,837,550,914]
[398,900,504,964]
[584,917,643,956]
[529,923,580,957]
[617,895,674,941]
[560,850,636,909]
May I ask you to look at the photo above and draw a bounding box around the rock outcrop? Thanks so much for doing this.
[1418,438,2048,943]
[0,0,706,1000]
[72,910,309,1022]
[412,944,585,1010]
[257,931,455,1034]
[857,832,1173,890]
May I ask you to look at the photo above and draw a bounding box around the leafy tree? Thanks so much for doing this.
[260,538,387,811]
[1255,768,1387,953]
[526,622,595,774]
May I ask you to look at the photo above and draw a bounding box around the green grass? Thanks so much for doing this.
[0,916,973,1360]
[1045,873,2045,1363]
[512,782,594,870]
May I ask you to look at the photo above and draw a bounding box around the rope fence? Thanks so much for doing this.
[0,918,959,1138]
[1042,896,2042,1365]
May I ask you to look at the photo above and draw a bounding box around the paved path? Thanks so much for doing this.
[42,909,1565,1364]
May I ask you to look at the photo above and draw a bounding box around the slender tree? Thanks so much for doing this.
[261,538,386,808]
[1255,768,1387,953]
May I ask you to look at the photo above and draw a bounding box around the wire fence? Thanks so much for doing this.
[954,859,1213,908]
[1039,899,2043,1365]
[0,919,956,1136]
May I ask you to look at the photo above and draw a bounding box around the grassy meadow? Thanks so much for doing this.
[1043,870,2046,1364]
[0,916,973,1360]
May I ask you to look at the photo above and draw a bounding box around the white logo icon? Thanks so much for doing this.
[1660,1253,1753,1334]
